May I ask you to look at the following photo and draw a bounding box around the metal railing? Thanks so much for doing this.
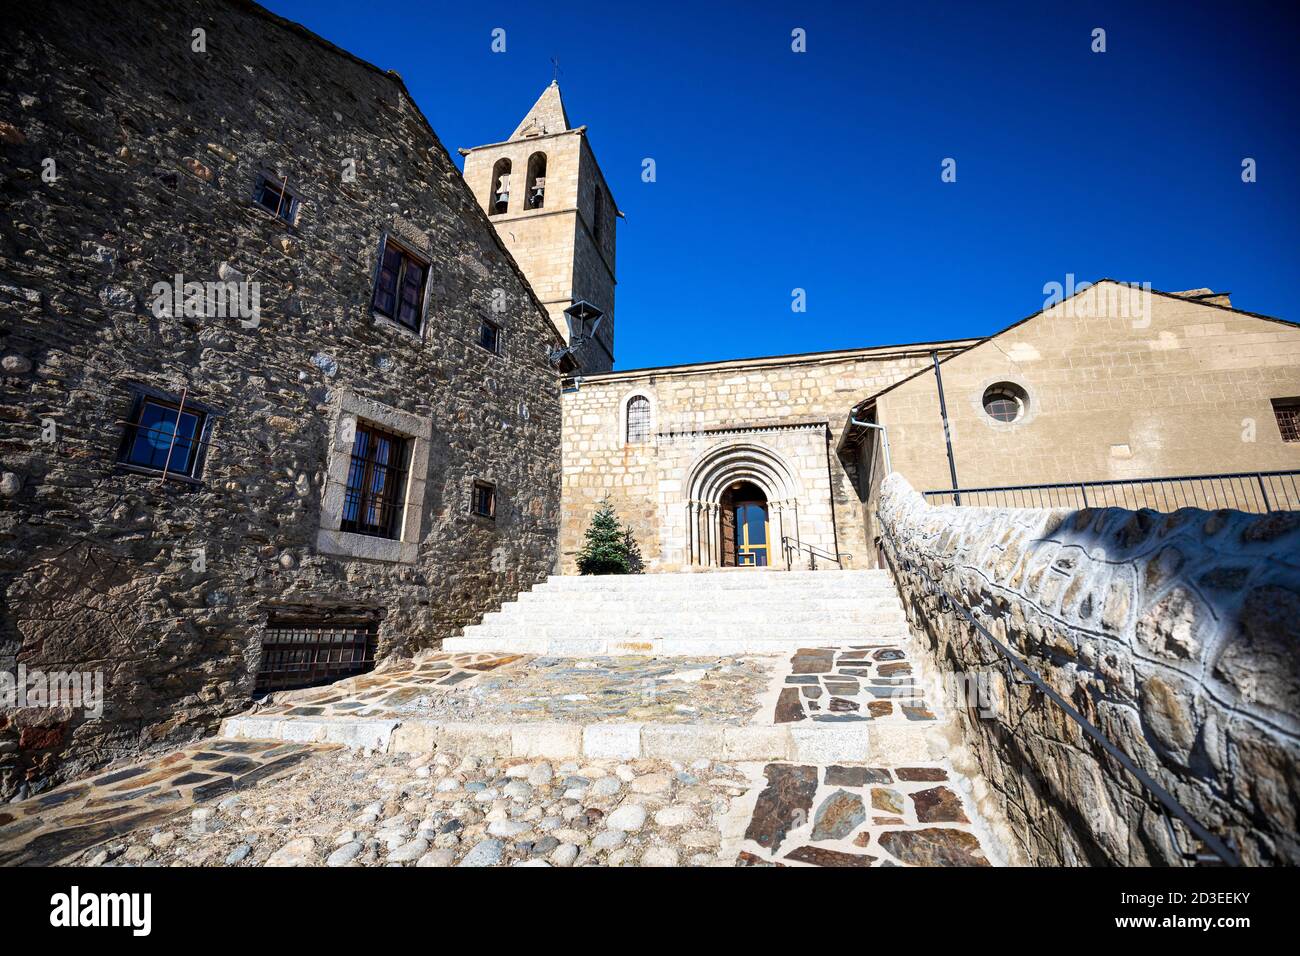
[923,469,1300,514]
[875,529,1239,866]
[781,537,845,570]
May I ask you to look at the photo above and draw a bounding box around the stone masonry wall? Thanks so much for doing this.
[0,0,563,798]
[877,474,1300,865]
[560,344,968,572]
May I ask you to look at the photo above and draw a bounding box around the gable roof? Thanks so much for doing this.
[511,81,571,140]
[850,279,1297,413]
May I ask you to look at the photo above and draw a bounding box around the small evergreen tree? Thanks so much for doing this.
[576,500,640,575]
[622,527,645,574]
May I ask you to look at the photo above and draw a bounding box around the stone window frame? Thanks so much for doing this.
[317,392,432,564]
[972,376,1039,430]
[369,231,433,341]
[114,381,221,486]
[250,170,302,228]
[618,388,656,446]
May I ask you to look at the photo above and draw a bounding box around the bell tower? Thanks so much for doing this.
[461,81,619,373]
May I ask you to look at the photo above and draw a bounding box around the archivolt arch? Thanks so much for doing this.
[682,440,803,566]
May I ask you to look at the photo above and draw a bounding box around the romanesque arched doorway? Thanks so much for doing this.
[684,441,801,567]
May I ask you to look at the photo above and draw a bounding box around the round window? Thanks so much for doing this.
[982,382,1028,423]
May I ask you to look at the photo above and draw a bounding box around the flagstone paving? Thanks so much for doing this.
[0,739,332,866]
[773,644,937,726]
[733,761,992,866]
[251,652,770,725]
[251,651,526,720]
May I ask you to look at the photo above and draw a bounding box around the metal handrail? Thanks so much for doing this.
[781,536,843,571]
[922,468,1300,514]
[875,529,1239,866]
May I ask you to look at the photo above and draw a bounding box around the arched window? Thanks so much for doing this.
[593,187,604,244]
[489,158,512,215]
[626,395,650,443]
[526,152,547,209]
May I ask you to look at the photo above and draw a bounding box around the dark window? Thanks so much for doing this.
[593,187,604,245]
[626,395,651,443]
[117,389,210,480]
[1273,398,1300,442]
[341,422,410,539]
[255,613,378,694]
[372,238,428,331]
[479,317,501,354]
[253,173,297,225]
[472,480,496,519]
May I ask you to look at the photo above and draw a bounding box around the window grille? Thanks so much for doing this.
[626,395,651,443]
[341,422,410,539]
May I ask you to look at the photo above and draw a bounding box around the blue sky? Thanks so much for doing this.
[266,0,1299,370]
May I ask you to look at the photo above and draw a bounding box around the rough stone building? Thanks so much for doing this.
[0,0,565,797]
[461,83,620,374]
[553,281,1299,572]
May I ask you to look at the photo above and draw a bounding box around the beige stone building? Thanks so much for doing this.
[465,90,1300,574]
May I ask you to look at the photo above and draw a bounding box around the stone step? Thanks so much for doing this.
[482,608,907,627]
[463,619,906,639]
[537,573,891,588]
[515,590,900,607]
[442,634,909,656]
[221,714,938,765]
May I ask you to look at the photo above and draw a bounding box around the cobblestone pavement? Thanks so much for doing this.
[56,747,756,868]
[735,762,992,866]
[4,743,999,867]
[773,645,936,725]
[0,740,329,866]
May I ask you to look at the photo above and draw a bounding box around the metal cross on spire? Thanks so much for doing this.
[550,55,561,84]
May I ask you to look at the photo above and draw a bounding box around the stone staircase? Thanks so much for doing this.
[442,569,907,656]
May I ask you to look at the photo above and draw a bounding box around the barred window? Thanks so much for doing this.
[341,422,410,539]
[1273,398,1300,442]
[372,237,428,331]
[255,613,378,694]
[626,395,651,443]
[116,386,214,481]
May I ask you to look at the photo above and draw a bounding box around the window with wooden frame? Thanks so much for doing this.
[341,422,411,539]
[1273,398,1300,443]
[252,172,299,225]
[116,385,215,481]
[471,480,496,519]
[371,236,429,332]
[479,317,501,354]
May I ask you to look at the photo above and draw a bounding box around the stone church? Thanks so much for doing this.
[463,86,1300,574]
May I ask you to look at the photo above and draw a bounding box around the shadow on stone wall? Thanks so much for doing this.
[876,474,1300,866]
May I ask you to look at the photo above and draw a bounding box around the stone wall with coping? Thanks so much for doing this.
[0,0,563,798]
[876,473,1300,865]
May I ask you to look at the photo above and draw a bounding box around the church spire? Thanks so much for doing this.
[510,81,570,141]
